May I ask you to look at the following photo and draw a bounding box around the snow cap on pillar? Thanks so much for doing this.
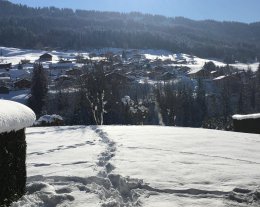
[0,100,36,133]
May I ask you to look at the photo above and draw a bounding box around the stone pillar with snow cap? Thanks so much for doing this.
[0,100,36,206]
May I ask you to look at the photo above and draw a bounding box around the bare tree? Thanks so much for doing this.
[86,90,106,125]
[85,64,107,125]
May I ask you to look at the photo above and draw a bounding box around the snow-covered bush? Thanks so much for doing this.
[34,114,64,126]
[121,95,149,125]
[0,100,36,206]
[202,117,233,131]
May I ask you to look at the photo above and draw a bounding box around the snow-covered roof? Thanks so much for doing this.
[232,113,260,120]
[0,77,10,81]
[213,75,226,80]
[0,100,36,133]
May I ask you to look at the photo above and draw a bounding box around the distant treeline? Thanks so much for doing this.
[1,0,260,62]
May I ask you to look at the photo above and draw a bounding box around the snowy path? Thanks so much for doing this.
[12,126,260,207]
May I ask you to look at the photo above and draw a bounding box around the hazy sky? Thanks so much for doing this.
[9,0,260,23]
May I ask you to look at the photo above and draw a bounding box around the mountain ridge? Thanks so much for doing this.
[1,0,260,62]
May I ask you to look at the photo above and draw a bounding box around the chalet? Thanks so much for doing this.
[178,66,190,75]
[39,53,52,62]
[59,59,73,64]
[0,72,10,77]
[49,62,74,70]
[65,68,82,76]
[0,77,11,86]
[105,72,134,84]
[210,71,218,78]
[209,69,225,79]
[151,59,164,67]
[14,79,31,89]
[153,66,167,72]
[112,55,122,62]
[54,75,74,88]
[0,63,12,70]
[104,52,114,60]
[172,59,188,64]
[213,75,240,93]
[147,71,161,80]
[162,59,174,64]
[99,60,113,67]
[159,72,176,81]
[232,114,260,134]
[189,68,211,79]
[54,75,72,82]
[20,59,30,64]
[79,73,88,81]
[15,70,32,80]
[132,53,142,60]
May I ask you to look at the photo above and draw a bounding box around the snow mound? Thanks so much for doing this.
[34,114,63,126]
[121,96,133,105]
[0,100,36,133]
[232,113,260,120]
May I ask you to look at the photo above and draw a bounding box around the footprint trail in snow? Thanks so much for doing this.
[11,126,260,207]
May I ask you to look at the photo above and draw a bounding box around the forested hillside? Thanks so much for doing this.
[1,0,260,62]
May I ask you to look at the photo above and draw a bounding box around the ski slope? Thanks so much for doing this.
[12,126,260,207]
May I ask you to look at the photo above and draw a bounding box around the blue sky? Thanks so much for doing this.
[9,0,260,23]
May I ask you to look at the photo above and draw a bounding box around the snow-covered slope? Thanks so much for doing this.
[1,46,259,73]
[141,51,259,73]
[12,126,260,207]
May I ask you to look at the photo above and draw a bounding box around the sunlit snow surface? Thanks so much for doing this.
[12,126,260,207]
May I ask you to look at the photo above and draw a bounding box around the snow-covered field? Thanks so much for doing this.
[141,51,259,73]
[12,126,260,207]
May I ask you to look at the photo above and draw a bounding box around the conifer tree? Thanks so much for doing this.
[196,78,207,124]
[28,63,48,116]
[255,64,260,111]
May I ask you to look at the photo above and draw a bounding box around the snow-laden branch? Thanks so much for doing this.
[86,90,107,125]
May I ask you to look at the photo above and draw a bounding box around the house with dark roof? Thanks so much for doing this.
[65,68,82,76]
[39,53,52,62]
[0,63,12,70]
[159,72,176,81]
[105,72,134,84]
[14,79,31,89]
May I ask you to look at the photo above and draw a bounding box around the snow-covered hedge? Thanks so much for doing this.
[232,113,260,120]
[232,113,260,134]
[0,100,36,206]
[34,114,64,126]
